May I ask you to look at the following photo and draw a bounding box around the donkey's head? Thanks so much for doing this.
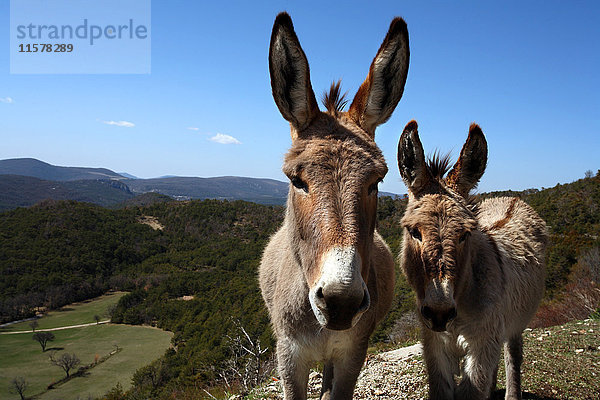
[269,13,409,330]
[397,121,487,332]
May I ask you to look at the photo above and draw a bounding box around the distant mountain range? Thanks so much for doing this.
[117,172,139,180]
[0,158,401,210]
[124,176,289,203]
[0,158,125,181]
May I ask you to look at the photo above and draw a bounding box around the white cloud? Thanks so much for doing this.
[208,133,241,145]
[102,120,135,128]
[0,97,14,104]
[187,127,200,131]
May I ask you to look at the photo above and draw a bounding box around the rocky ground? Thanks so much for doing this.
[349,344,427,400]
[252,319,600,400]
[257,344,427,399]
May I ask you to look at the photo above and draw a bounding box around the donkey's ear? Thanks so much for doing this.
[348,17,410,138]
[269,12,319,137]
[398,120,432,194]
[446,124,488,196]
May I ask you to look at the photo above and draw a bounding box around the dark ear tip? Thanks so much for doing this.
[274,12,294,30]
[468,123,484,137]
[403,120,419,133]
[389,17,408,36]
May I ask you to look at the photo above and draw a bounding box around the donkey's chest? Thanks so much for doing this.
[297,329,356,362]
[434,329,470,358]
[445,317,500,354]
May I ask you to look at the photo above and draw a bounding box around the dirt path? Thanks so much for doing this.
[0,320,110,335]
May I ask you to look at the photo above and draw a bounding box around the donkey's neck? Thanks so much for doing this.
[457,229,505,308]
[283,195,305,265]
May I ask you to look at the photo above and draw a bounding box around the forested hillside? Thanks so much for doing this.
[1,173,598,398]
[0,175,135,210]
[0,200,164,321]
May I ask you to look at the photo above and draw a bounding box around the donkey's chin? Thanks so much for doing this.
[309,288,370,331]
[421,316,454,333]
[428,323,447,333]
[311,308,366,331]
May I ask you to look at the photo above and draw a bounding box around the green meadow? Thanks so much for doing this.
[1,292,126,333]
[0,293,172,400]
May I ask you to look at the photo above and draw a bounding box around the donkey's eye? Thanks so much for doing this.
[291,177,308,193]
[368,178,383,195]
[459,231,470,243]
[408,227,422,241]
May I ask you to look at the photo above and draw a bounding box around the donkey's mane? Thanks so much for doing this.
[427,151,452,179]
[322,80,348,115]
[425,151,480,210]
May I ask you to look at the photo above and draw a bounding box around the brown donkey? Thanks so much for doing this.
[259,12,409,400]
[397,121,547,400]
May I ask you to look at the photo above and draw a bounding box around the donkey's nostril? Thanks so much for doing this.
[421,305,456,332]
[316,287,324,299]
[421,305,434,320]
[357,288,370,313]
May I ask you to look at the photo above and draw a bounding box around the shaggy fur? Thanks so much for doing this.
[260,12,409,400]
[397,121,547,400]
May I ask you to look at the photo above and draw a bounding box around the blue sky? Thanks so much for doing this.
[0,0,598,195]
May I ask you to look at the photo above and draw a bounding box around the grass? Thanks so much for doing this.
[0,291,126,333]
[0,293,172,400]
[496,319,600,399]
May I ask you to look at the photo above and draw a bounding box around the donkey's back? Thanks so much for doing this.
[479,197,548,266]
[479,196,548,331]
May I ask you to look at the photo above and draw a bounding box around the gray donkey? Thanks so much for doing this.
[397,120,547,400]
[259,12,409,400]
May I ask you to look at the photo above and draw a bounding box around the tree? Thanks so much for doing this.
[29,319,39,332]
[103,382,125,400]
[49,352,81,378]
[10,376,28,400]
[133,359,169,390]
[585,169,593,179]
[107,304,117,319]
[32,332,55,352]
[94,314,101,324]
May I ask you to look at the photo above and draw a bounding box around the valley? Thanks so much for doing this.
[0,292,172,400]
[0,173,598,399]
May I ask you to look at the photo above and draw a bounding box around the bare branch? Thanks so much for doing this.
[49,352,80,378]
[10,377,28,400]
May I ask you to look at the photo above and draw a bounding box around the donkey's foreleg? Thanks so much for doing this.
[491,363,499,395]
[277,337,310,400]
[456,338,502,400]
[319,362,333,400]
[325,341,368,400]
[423,329,457,400]
[504,334,523,400]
